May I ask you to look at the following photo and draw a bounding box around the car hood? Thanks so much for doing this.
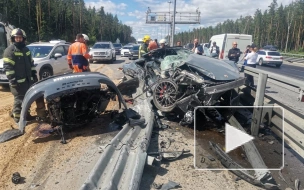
[0,58,3,68]
[186,54,240,81]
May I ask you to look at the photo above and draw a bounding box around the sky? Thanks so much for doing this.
[84,0,293,42]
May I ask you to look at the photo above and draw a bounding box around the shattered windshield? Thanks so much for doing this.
[160,48,193,71]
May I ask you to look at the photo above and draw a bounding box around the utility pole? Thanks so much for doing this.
[171,0,176,47]
[168,1,171,45]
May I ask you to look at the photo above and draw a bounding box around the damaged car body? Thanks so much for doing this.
[0,72,144,143]
[122,47,246,125]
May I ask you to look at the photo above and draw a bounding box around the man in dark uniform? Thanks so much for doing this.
[3,28,46,124]
[228,42,241,63]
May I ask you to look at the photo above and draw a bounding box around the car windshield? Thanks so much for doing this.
[92,44,110,49]
[123,46,132,49]
[113,43,122,48]
[28,46,53,58]
[267,52,281,56]
[161,48,193,71]
[132,46,139,50]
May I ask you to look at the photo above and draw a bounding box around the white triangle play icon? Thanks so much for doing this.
[225,123,254,153]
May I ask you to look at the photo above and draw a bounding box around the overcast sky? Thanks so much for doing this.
[84,0,293,41]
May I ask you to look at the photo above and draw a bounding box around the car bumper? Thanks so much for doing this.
[129,54,138,59]
[91,55,112,61]
[121,52,130,57]
[263,61,283,65]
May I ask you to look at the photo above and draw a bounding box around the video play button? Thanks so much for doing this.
[225,123,254,153]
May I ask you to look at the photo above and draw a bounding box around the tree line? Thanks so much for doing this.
[0,0,136,45]
[173,0,304,52]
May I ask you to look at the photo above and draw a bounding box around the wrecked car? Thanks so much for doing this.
[0,72,144,143]
[122,47,246,125]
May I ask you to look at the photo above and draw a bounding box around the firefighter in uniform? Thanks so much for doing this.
[67,33,91,73]
[3,28,46,124]
[139,35,151,58]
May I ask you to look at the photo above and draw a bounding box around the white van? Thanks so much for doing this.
[208,34,252,60]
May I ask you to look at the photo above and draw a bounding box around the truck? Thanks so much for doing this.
[207,33,252,60]
[137,38,143,45]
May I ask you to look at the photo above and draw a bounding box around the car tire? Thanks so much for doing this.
[114,55,116,61]
[89,59,93,63]
[258,58,263,66]
[39,67,53,80]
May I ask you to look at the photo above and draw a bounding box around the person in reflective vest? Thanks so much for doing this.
[67,34,91,73]
[3,28,46,124]
[139,35,151,58]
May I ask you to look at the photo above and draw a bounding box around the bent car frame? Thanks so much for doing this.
[122,47,246,125]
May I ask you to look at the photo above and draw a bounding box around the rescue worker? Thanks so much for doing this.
[67,33,91,73]
[148,39,158,51]
[159,39,167,49]
[139,35,150,58]
[3,28,46,124]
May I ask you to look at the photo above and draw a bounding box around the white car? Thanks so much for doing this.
[120,45,133,57]
[89,41,116,63]
[0,40,71,86]
[256,50,283,68]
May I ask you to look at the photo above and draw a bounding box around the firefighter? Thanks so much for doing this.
[139,35,150,58]
[3,28,46,124]
[67,33,91,73]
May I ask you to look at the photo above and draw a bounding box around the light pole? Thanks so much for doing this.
[168,1,171,44]
[171,0,176,47]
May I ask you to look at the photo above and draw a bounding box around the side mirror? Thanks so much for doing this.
[54,53,62,58]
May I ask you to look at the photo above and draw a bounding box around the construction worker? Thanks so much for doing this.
[139,35,150,58]
[3,28,46,124]
[67,33,91,73]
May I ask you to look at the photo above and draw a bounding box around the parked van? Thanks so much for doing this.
[208,34,252,60]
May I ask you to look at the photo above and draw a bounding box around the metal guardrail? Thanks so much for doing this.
[238,64,304,159]
[280,53,304,63]
[80,87,155,189]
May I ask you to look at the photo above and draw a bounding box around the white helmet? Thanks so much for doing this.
[82,34,89,41]
[159,39,166,44]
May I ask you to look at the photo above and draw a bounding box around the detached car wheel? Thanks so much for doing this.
[39,68,53,80]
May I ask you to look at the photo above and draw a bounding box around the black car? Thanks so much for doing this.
[128,45,140,60]
[113,43,123,55]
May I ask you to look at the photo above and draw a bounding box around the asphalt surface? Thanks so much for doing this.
[256,61,304,80]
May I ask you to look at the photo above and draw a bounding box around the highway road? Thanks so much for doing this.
[256,61,304,80]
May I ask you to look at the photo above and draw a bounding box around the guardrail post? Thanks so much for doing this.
[251,73,268,136]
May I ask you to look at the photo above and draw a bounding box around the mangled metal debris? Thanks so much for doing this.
[122,47,245,126]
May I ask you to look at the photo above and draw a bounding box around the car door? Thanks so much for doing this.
[51,45,67,74]
[63,45,71,73]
